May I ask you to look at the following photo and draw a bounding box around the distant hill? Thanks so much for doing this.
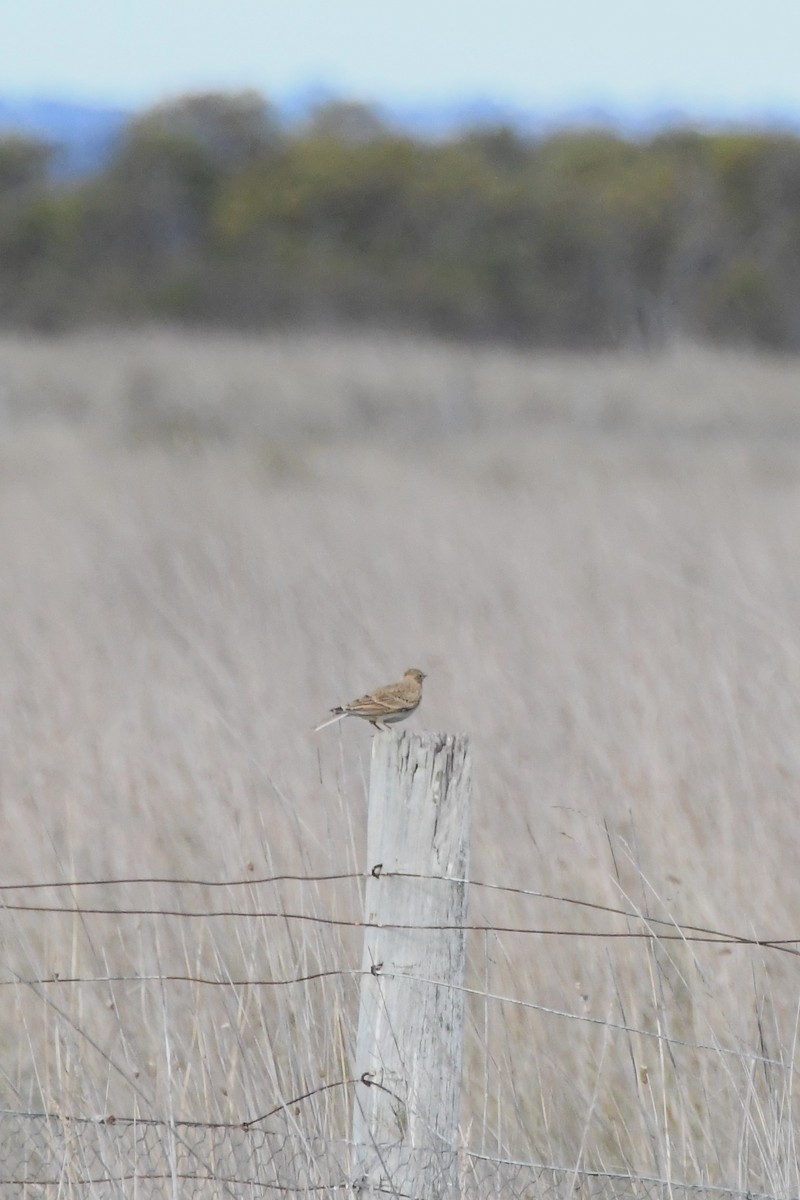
[2,93,800,181]
[0,94,562,179]
[0,97,128,176]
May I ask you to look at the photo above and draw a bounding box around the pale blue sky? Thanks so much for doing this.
[4,0,800,119]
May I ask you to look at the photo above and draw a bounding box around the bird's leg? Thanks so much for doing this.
[373,719,391,733]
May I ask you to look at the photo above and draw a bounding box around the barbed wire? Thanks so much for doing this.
[0,1072,405,1145]
[0,1072,362,1133]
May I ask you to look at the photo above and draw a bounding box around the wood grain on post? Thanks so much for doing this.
[352,730,472,1198]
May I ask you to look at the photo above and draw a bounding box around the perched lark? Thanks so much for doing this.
[314,668,426,733]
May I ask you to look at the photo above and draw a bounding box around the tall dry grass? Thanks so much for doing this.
[3,329,800,1190]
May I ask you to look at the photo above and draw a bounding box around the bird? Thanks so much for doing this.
[313,668,427,733]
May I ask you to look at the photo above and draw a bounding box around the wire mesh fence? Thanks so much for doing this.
[3,869,799,1198]
[2,1108,781,1199]
[1,1108,351,1197]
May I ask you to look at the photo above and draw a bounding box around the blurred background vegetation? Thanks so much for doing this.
[3,90,800,349]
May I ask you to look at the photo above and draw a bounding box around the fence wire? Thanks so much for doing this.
[1,1109,350,1198]
[3,869,798,1199]
[0,1110,780,1200]
[3,867,798,956]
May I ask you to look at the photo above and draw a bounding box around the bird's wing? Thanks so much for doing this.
[346,684,411,717]
[375,679,421,706]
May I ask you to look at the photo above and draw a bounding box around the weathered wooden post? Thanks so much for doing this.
[352,730,472,1198]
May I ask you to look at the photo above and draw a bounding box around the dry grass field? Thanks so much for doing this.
[3,329,800,1192]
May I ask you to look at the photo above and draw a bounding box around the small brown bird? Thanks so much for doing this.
[314,668,426,733]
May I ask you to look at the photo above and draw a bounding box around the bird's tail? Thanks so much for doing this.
[312,708,348,733]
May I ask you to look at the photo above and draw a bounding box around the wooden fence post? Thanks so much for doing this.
[352,730,472,1198]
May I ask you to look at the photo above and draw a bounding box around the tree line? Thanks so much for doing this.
[2,91,800,349]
